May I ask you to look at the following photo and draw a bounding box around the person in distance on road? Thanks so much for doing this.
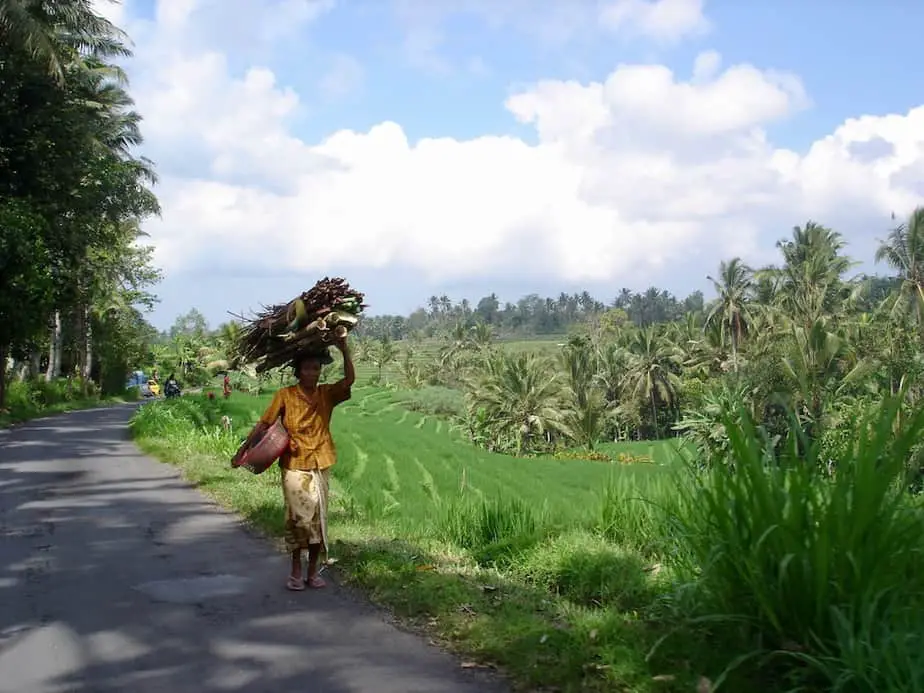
[255,337,355,591]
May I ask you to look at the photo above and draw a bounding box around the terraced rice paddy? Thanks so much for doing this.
[185,385,680,531]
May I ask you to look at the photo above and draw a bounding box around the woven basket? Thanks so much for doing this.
[231,417,290,475]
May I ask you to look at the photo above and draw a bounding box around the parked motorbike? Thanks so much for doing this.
[164,380,182,399]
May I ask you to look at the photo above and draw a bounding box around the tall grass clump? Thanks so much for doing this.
[436,495,551,567]
[598,472,684,559]
[129,396,243,459]
[673,392,924,690]
[511,530,660,611]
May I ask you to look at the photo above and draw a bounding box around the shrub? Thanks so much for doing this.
[2,377,102,419]
[511,530,659,611]
[673,394,924,689]
[817,396,879,472]
[129,396,242,459]
[4,380,41,415]
[796,600,924,693]
[674,378,758,466]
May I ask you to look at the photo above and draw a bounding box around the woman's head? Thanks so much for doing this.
[293,348,332,388]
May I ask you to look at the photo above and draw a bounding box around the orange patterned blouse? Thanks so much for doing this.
[258,380,352,471]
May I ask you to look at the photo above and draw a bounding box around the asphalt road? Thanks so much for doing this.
[0,405,505,693]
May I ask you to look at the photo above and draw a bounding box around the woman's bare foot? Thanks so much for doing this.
[305,574,326,589]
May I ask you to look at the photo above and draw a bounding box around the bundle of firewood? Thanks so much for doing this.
[236,277,367,373]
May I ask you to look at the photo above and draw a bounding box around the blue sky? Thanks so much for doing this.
[100,0,924,330]
[239,1,924,149]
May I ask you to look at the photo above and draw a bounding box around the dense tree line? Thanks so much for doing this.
[0,0,161,406]
[357,287,709,341]
[356,275,898,343]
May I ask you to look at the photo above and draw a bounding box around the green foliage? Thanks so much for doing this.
[397,386,465,417]
[436,496,550,567]
[337,206,924,460]
[560,336,607,450]
[128,395,244,461]
[359,289,698,340]
[0,0,161,407]
[463,350,568,456]
[672,392,924,690]
[0,199,54,346]
[674,378,759,465]
[93,306,160,395]
[0,376,127,426]
[5,377,95,408]
[511,530,660,611]
[599,473,682,558]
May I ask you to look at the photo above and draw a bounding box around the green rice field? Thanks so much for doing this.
[167,385,682,528]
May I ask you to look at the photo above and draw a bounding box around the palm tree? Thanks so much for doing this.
[595,340,628,405]
[780,317,871,442]
[215,320,243,368]
[0,0,130,86]
[772,222,856,325]
[560,336,604,450]
[398,346,425,389]
[369,336,398,383]
[704,257,755,371]
[683,318,729,377]
[469,351,567,456]
[622,327,682,438]
[875,206,924,329]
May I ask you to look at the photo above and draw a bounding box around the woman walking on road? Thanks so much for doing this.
[251,337,355,591]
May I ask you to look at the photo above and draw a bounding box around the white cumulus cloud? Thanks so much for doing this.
[111,0,924,307]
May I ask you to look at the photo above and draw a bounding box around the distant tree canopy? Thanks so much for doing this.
[353,275,897,342]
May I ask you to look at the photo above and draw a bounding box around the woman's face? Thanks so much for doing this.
[297,358,322,388]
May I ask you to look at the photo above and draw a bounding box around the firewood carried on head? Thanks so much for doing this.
[234,276,367,373]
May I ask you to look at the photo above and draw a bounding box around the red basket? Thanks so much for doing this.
[231,417,290,475]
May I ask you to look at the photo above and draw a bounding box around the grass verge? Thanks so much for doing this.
[1,377,137,428]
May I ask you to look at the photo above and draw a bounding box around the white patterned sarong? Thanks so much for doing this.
[281,467,329,557]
